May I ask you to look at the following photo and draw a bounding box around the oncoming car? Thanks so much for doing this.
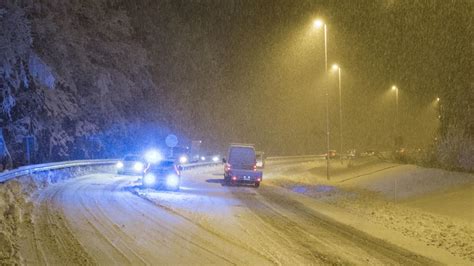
[142,160,181,191]
[116,155,147,175]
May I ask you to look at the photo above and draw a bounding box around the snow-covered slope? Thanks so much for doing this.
[268,157,474,262]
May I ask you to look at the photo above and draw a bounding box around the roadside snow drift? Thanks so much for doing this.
[268,158,474,263]
[0,165,113,265]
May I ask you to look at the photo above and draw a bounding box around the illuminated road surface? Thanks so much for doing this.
[20,159,435,265]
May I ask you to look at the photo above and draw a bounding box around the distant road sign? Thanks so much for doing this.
[165,134,178,148]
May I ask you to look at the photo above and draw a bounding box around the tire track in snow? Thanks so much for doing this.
[231,187,344,264]
[131,188,277,264]
[67,176,233,264]
[106,179,237,265]
[31,183,95,265]
[244,185,439,265]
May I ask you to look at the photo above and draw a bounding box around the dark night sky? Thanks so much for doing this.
[128,0,472,154]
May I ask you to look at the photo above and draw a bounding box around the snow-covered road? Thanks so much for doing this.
[19,160,436,265]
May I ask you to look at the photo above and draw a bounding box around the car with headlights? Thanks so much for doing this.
[223,144,262,188]
[142,160,181,191]
[116,154,147,175]
[324,150,337,159]
[347,149,358,158]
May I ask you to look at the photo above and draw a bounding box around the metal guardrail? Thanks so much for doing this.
[0,155,319,184]
[266,155,323,160]
[0,159,119,183]
[180,161,221,170]
[0,159,225,184]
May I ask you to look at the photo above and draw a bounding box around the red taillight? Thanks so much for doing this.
[257,178,261,182]
[253,164,257,171]
[225,163,231,172]
[232,176,237,180]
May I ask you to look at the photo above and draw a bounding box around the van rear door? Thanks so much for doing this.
[228,146,256,170]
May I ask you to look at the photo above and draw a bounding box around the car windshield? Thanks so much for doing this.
[148,160,175,170]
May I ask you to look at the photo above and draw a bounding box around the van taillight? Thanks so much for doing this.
[225,164,231,171]
[253,164,257,171]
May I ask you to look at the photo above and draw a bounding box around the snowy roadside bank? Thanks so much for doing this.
[266,158,474,263]
[0,165,114,264]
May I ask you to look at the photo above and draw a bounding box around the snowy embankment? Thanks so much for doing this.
[0,165,113,264]
[267,157,474,263]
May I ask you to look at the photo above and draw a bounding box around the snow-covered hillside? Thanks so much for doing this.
[1,1,168,165]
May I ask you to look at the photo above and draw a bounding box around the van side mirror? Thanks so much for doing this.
[222,158,226,163]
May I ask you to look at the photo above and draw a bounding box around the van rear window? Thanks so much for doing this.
[228,147,256,165]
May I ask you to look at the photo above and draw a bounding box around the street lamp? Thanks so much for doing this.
[313,18,330,180]
[313,19,324,29]
[391,85,400,201]
[391,85,401,149]
[391,85,399,132]
[332,64,342,162]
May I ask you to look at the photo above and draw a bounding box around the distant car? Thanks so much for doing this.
[178,154,189,164]
[361,150,376,157]
[116,155,147,175]
[256,151,265,168]
[325,150,337,159]
[211,154,221,163]
[394,148,408,162]
[223,144,262,188]
[347,149,358,158]
[142,160,181,191]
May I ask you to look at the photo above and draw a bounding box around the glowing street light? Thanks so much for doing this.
[436,97,440,102]
[312,18,330,180]
[332,64,343,162]
[313,19,324,29]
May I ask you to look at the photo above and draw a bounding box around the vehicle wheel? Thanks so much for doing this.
[254,182,260,188]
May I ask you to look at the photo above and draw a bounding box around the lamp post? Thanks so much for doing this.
[391,85,399,134]
[391,85,399,201]
[435,97,441,119]
[332,64,342,162]
[313,19,330,180]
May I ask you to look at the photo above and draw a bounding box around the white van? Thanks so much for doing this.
[222,144,263,188]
